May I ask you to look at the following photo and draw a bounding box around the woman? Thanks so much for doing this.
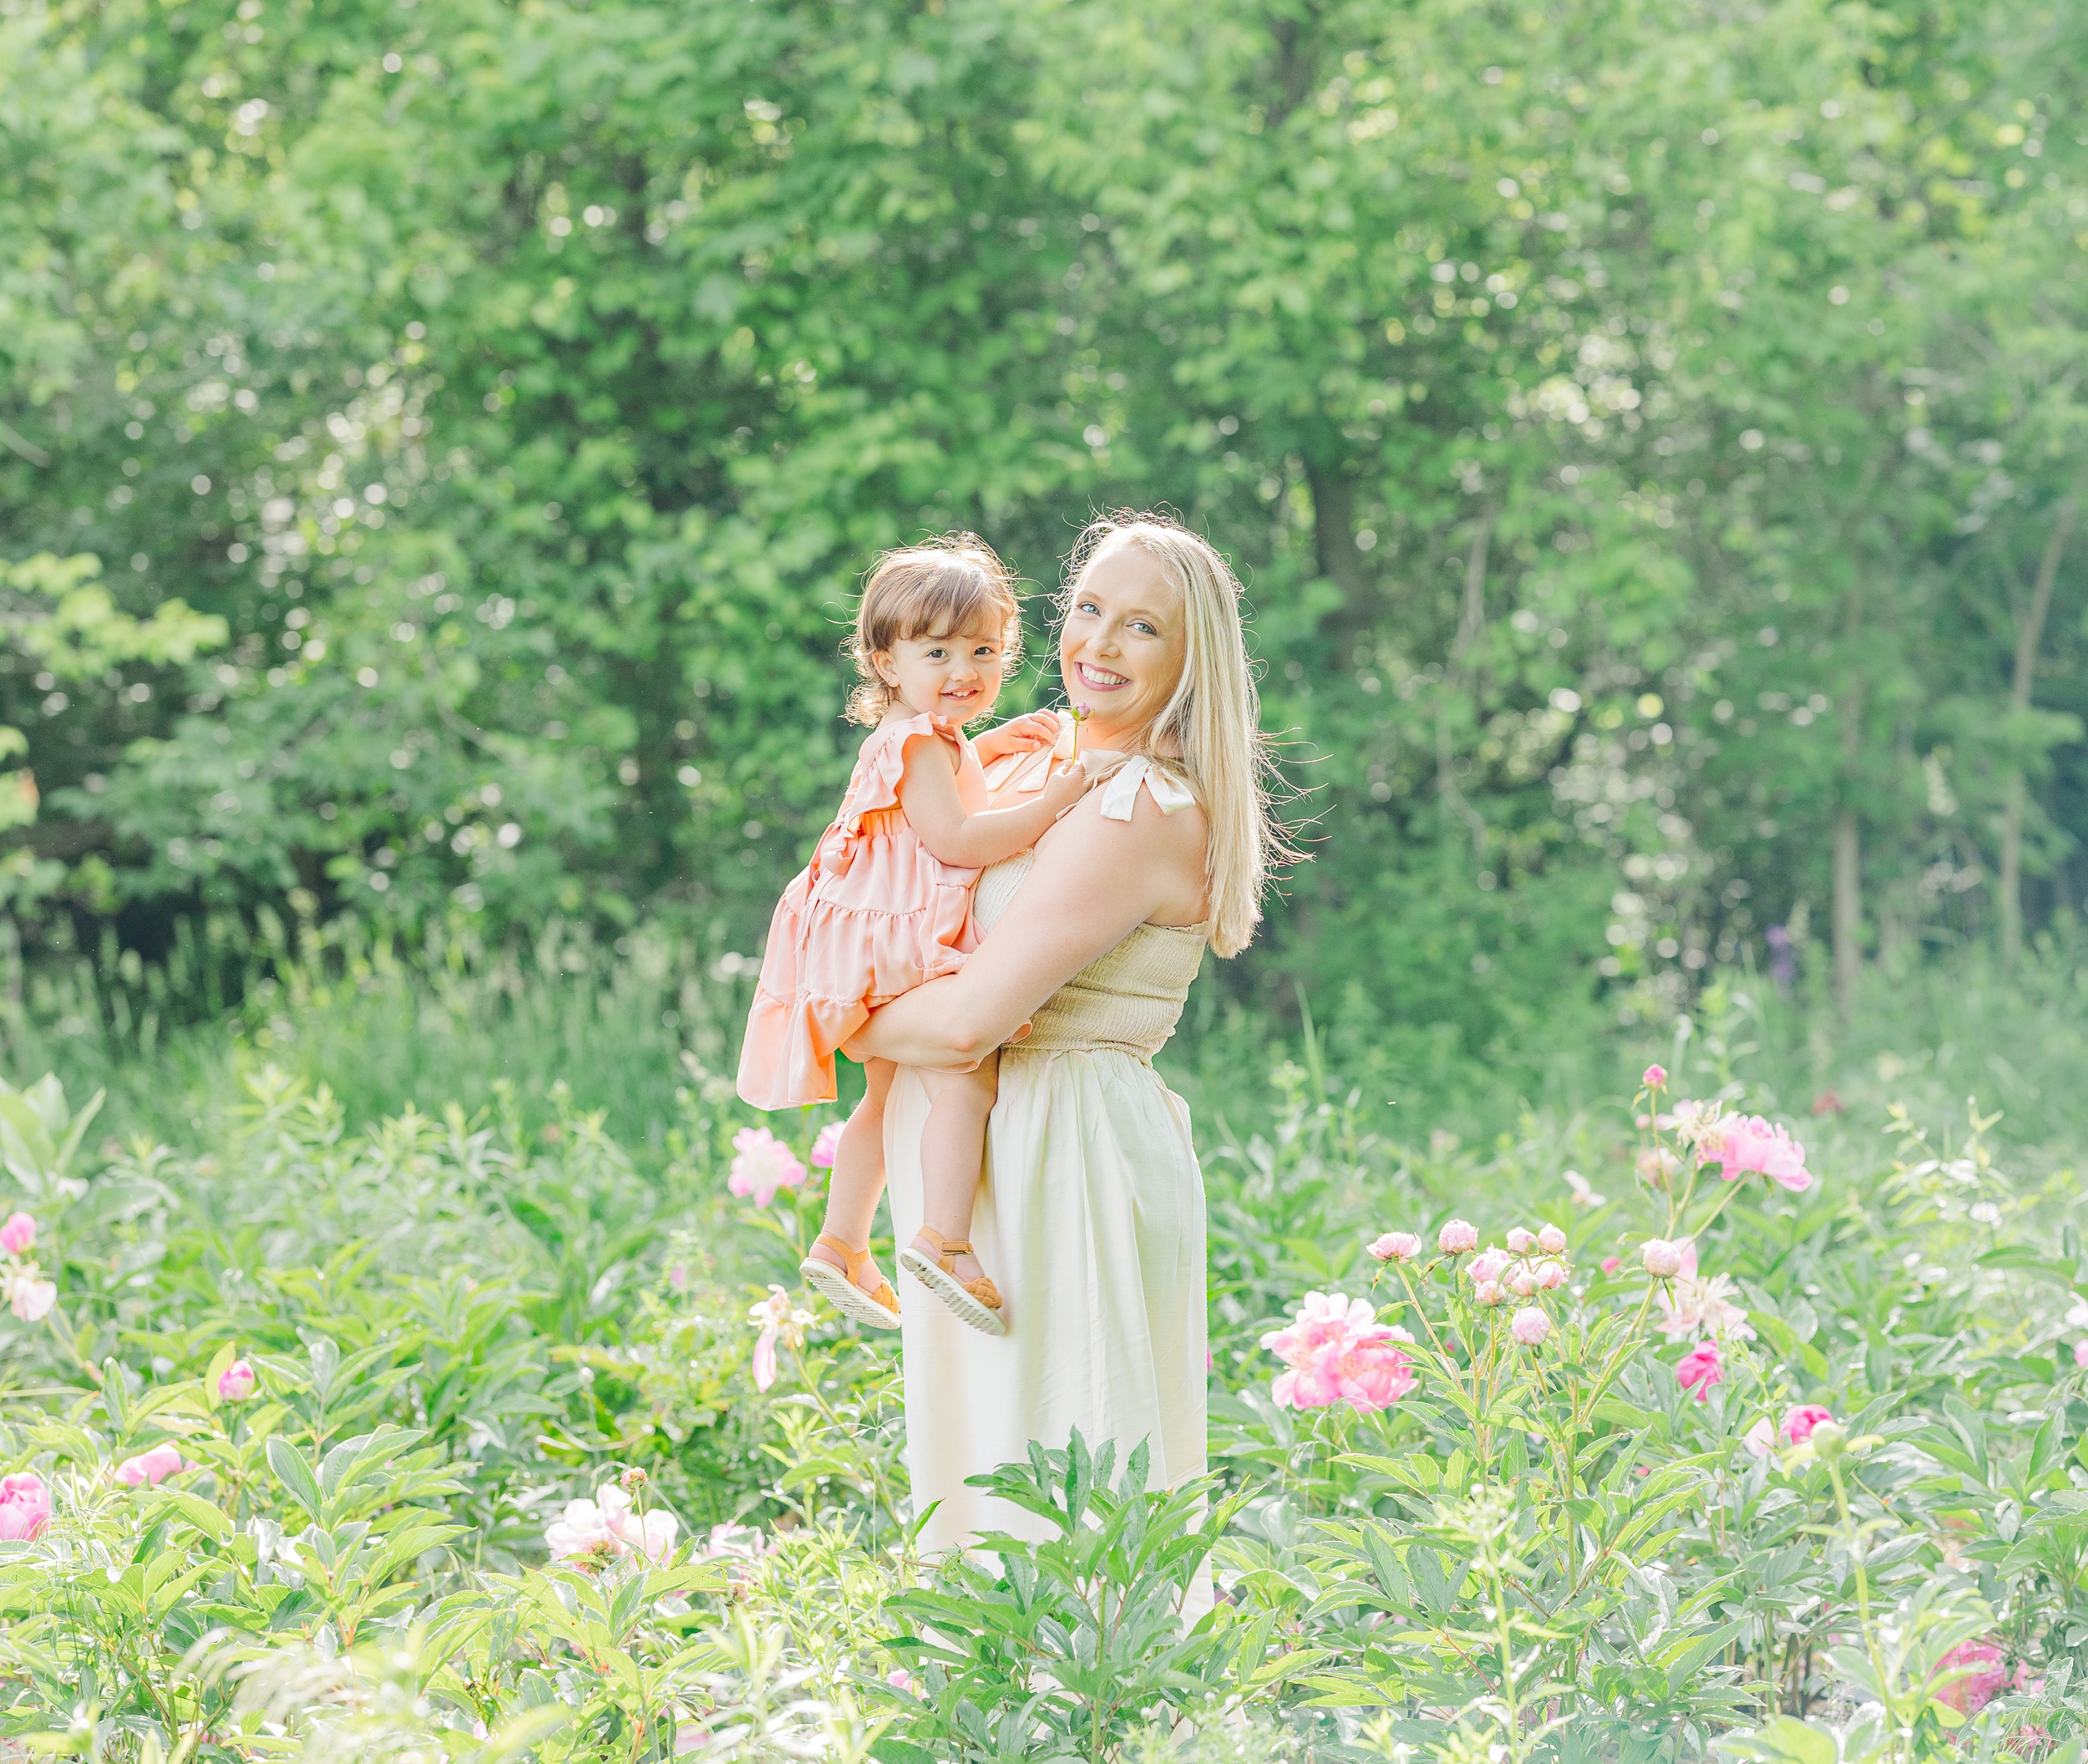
[847,510,1283,1552]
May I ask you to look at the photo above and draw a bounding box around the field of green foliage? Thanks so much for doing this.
[0,935,2084,1763]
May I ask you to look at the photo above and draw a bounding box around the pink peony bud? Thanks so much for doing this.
[1368,1231,1423,1264]
[1505,1226,1535,1255]
[1474,1280,1504,1306]
[216,1359,258,1402]
[1781,1403,1832,1446]
[1468,1247,1511,1287]
[1535,1260,1567,1290]
[1510,1307,1551,1346]
[1675,1340,1722,1402]
[0,1472,51,1541]
[115,1442,192,1488]
[809,1122,845,1171]
[1600,1255,1621,1274]
[0,1213,34,1256]
[1642,1239,1685,1278]
[1537,1224,1567,1256]
[1509,1269,1537,1298]
[1643,1064,1667,1088]
[1438,1219,1479,1255]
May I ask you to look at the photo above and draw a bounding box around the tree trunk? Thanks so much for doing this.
[1305,459,1366,610]
[1999,492,2079,968]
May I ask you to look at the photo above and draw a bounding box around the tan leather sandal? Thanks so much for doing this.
[799,1234,901,1331]
[899,1227,1006,1336]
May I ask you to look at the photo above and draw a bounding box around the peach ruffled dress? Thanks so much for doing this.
[736,712,987,1110]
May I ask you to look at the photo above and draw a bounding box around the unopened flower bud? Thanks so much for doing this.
[620,1466,648,1492]
[1510,1307,1551,1346]
[1643,1064,1667,1088]
[1438,1219,1479,1255]
[1642,1239,1685,1278]
[1505,1227,1534,1255]
[1368,1230,1423,1264]
[1808,1420,1848,1459]
[1475,1280,1504,1306]
[1509,1269,1537,1298]
[1536,1260,1567,1290]
[1537,1224,1567,1256]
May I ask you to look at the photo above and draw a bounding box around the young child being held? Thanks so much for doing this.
[735,535,1086,1337]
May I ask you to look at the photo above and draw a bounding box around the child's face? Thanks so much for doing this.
[874,620,1009,722]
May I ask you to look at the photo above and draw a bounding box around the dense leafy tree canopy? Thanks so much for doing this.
[3,0,2085,1063]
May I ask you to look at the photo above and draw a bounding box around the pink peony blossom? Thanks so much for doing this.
[1505,1227,1534,1255]
[1643,1064,1667,1088]
[1262,1290,1380,1367]
[0,1213,33,1256]
[115,1443,193,1488]
[748,1285,813,1393]
[1438,1219,1478,1255]
[1699,1114,1812,1192]
[1508,1269,1537,1299]
[0,1472,51,1541]
[2075,1341,2088,1369]
[1931,1640,2009,1716]
[886,1666,921,1696]
[1473,1280,1505,1307]
[546,1484,679,1565]
[1601,1255,1621,1274]
[809,1123,845,1170]
[1642,1239,1685,1278]
[6,1275,55,1322]
[1743,1416,1776,1458]
[1263,1292,1416,1414]
[727,1128,807,1207]
[702,1521,770,1585]
[1367,1231,1422,1264]
[1509,1307,1551,1346]
[1467,1247,1511,1287]
[1535,1260,1567,1291]
[1781,1404,1833,1447]
[1656,1252,1754,1342]
[1675,1341,1723,1402]
[216,1359,257,1402]
[1537,1223,1567,1256]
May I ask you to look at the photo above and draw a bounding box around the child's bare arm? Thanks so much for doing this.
[895,738,1088,868]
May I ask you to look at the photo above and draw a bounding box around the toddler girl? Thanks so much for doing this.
[736,536,1085,1337]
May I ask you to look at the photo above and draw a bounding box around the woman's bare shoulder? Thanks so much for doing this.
[1032,768,1209,920]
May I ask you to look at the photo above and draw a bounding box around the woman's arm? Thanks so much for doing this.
[895,735,1088,869]
[847,783,1208,1069]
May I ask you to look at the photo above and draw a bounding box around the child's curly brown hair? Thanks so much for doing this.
[846,534,1023,727]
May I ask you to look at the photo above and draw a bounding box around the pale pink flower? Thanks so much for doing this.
[726,1128,807,1207]
[6,1275,56,1322]
[2075,1341,2087,1369]
[2013,1661,2045,1697]
[1642,1064,1667,1088]
[1264,1293,1416,1413]
[114,1442,193,1488]
[1743,1417,1776,1458]
[1660,1097,1721,1148]
[886,1666,921,1696]
[1508,1269,1537,1298]
[809,1123,845,1170]
[216,1359,257,1402]
[1781,1404,1832,1447]
[0,1472,51,1541]
[748,1285,813,1393]
[1468,1247,1511,1287]
[1675,1341,1722,1402]
[1636,1146,1680,1185]
[0,1213,34,1255]
[1537,1224,1567,1256]
[1505,1227,1534,1255]
[1931,1640,2009,1716]
[546,1484,678,1564]
[1367,1231,1422,1263]
[1535,1260,1567,1291]
[1657,1259,1754,1341]
[1700,1114,1812,1192]
[1509,1307,1550,1346]
[1438,1219,1478,1255]
[1642,1239,1685,1278]
[1261,1291,1380,1367]
[702,1521,769,1584]
[1563,1169,1604,1208]
[1473,1280,1505,1307]
[1327,1328,1419,1412]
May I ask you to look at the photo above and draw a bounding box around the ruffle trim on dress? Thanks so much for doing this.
[843,712,968,831]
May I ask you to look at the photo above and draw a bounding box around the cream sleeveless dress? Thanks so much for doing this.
[880,758,1211,1554]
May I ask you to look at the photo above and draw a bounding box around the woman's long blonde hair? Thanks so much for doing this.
[1062,512,1289,958]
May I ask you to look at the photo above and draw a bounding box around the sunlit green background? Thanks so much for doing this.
[3,0,2085,1123]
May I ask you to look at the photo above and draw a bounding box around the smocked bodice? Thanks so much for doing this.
[974,849,1208,1061]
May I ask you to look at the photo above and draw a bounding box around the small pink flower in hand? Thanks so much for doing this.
[0,1213,34,1255]
[1367,1231,1422,1263]
[1438,1219,1479,1254]
[1510,1307,1551,1346]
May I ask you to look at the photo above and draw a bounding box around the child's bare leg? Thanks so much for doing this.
[808,1058,894,1295]
[910,1053,999,1288]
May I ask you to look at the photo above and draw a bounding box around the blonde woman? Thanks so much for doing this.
[847,511,1283,1554]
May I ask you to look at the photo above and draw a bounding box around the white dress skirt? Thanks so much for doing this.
[880,763,1212,1557]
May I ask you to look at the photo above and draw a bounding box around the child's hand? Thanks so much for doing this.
[975,710,1061,761]
[1039,758,1097,819]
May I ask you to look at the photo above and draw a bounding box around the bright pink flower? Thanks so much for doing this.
[1931,1640,2009,1716]
[1675,1341,1722,1402]
[1327,1328,1418,1412]
[1601,1255,1621,1274]
[115,1442,192,1488]
[0,1472,50,1541]
[1367,1231,1422,1263]
[1537,1224,1567,1256]
[1535,1260,1567,1291]
[1781,1404,1832,1446]
[1261,1291,1379,1367]
[1438,1219,1478,1255]
[886,1666,921,1696]
[1467,1248,1511,1287]
[727,1128,807,1207]
[1642,1239,1685,1278]
[1700,1114,1812,1192]
[1743,1417,1776,1457]
[1264,1293,1416,1413]
[0,1213,34,1255]
[1505,1227,1534,1255]
[809,1123,845,1171]
[216,1360,257,1402]
[1509,1307,1550,1346]
[1643,1064,1667,1088]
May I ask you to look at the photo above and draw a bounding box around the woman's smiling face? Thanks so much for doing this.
[1061,537,1188,749]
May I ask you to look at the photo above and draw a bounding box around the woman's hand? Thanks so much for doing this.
[972,710,1062,763]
